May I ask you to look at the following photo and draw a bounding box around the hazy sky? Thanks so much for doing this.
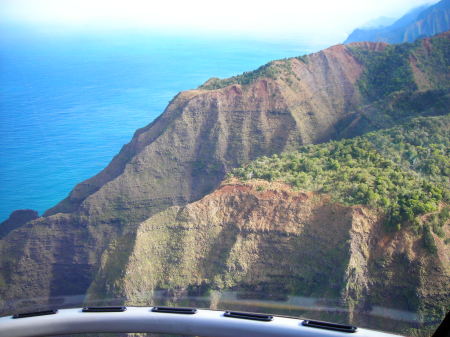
[0,0,440,45]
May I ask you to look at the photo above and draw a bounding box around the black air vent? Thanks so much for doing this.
[13,310,58,319]
[224,311,273,321]
[302,319,357,333]
[82,306,127,312]
[151,307,197,314]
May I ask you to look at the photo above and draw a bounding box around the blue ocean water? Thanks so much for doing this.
[0,27,312,221]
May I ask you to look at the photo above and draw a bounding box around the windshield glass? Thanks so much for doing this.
[0,1,449,336]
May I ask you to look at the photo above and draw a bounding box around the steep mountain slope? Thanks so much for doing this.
[89,115,449,336]
[0,33,449,321]
[344,0,450,44]
[0,210,38,239]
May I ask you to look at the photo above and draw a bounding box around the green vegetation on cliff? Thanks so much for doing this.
[350,32,450,102]
[199,62,282,90]
[231,115,450,234]
[350,43,417,101]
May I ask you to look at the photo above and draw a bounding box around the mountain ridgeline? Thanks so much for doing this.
[0,32,449,336]
[344,0,450,44]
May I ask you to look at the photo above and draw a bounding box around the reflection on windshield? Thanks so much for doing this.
[1,291,436,334]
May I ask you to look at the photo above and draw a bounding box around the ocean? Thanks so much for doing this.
[0,26,313,221]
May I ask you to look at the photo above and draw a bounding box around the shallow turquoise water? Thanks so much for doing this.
[0,27,312,221]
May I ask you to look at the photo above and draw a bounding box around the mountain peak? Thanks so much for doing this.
[344,0,449,44]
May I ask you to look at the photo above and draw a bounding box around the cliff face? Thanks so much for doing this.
[87,181,449,335]
[344,0,450,44]
[90,182,359,301]
[0,210,38,239]
[0,33,449,320]
[45,42,371,219]
[403,0,450,42]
